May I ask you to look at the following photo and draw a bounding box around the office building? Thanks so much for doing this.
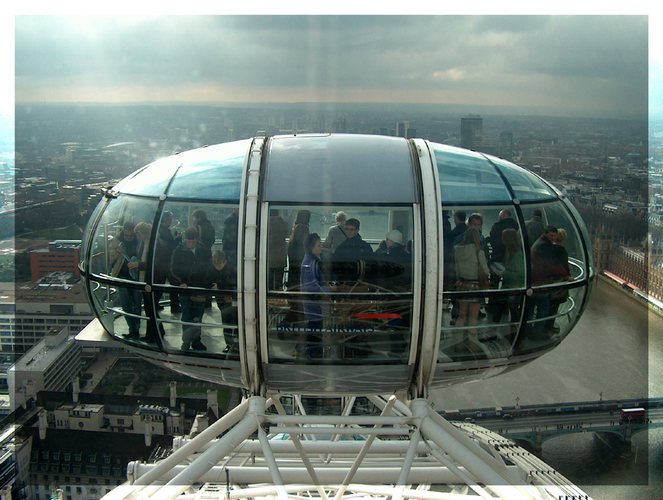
[30,240,81,283]
[7,326,82,411]
[460,114,483,150]
[1,280,93,362]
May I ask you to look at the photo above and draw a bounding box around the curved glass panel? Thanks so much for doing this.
[440,293,523,361]
[89,280,156,347]
[484,155,557,201]
[151,199,240,357]
[516,284,586,354]
[264,135,417,204]
[88,196,159,282]
[562,198,595,274]
[440,205,526,362]
[166,140,251,200]
[433,144,511,203]
[158,290,239,358]
[88,280,117,335]
[112,156,182,196]
[80,198,107,272]
[266,204,414,364]
[523,201,586,286]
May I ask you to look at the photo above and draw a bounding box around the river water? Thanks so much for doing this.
[432,278,663,498]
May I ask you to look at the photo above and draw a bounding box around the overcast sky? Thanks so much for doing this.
[7,14,656,119]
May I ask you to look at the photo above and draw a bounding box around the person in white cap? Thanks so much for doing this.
[374,229,411,290]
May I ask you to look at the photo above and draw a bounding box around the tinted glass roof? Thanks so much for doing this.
[263,134,417,204]
[433,144,557,205]
[113,140,252,200]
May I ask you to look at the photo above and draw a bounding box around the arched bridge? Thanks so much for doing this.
[441,397,663,453]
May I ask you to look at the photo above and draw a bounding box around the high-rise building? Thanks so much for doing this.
[395,120,409,138]
[498,131,514,160]
[460,115,483,151]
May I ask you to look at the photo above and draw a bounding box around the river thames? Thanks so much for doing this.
[432,277,662,498]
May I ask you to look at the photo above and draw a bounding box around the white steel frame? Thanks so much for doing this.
[102,395,590,500]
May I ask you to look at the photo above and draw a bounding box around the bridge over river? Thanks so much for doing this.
[443,397,663,453]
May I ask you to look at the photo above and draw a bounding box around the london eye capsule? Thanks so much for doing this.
[78,134,594,397]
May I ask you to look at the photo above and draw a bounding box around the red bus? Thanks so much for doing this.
[620,407,646,423]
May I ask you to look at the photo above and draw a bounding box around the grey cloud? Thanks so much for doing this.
[14,15,648,115]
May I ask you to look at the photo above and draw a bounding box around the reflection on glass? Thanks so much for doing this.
[167,157,244,200]
[81,199,106,272]
[499,228,526,290]
[440,294,522,361]
[112,156,182,197]
[157,293,239,358]
[267,295,411,363]
[516,286,585,354]
[264,135,416,204]
[89,280,116,335]
[445,207,514,361]
[523,202,585,283]
[563,198,594,274]
[266,204,414,364]
[486,155,556,201]
[89,196,158,279]
[434,145,511,203]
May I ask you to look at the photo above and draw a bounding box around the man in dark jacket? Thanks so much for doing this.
[333,218,373,283]
[526,226,570,337]
[205,250,238,353]
[154,211,181,313]
[110,221,142,339]
[489,209,520,265]
[222,208,239,268]
[170,227,212,351]
[448,211,468,247]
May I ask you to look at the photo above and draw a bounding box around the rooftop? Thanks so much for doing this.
[10,330,78,373]
[5,280,89,305]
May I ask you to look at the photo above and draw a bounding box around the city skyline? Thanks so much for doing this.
[7,14,652,120]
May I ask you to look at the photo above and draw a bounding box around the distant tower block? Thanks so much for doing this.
[396,120,409,138]
[460,114,483,150]
[499,130,514,160]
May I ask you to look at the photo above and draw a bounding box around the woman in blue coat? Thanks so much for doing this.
[300,233,329,330]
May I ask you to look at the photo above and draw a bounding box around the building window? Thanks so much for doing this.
[50,305,74,314]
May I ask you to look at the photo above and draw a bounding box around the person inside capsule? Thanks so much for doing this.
[154,211,181,314]
[298,233,332,358]
[322,211,348,255]
[332,218,373,285]
[77,137,593,389]
[133,221,163,344]
[109,221,142,340]
[170,226,211,351]
[373,229,411,292]
[206,250,238,353]
[525,225,570,340]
